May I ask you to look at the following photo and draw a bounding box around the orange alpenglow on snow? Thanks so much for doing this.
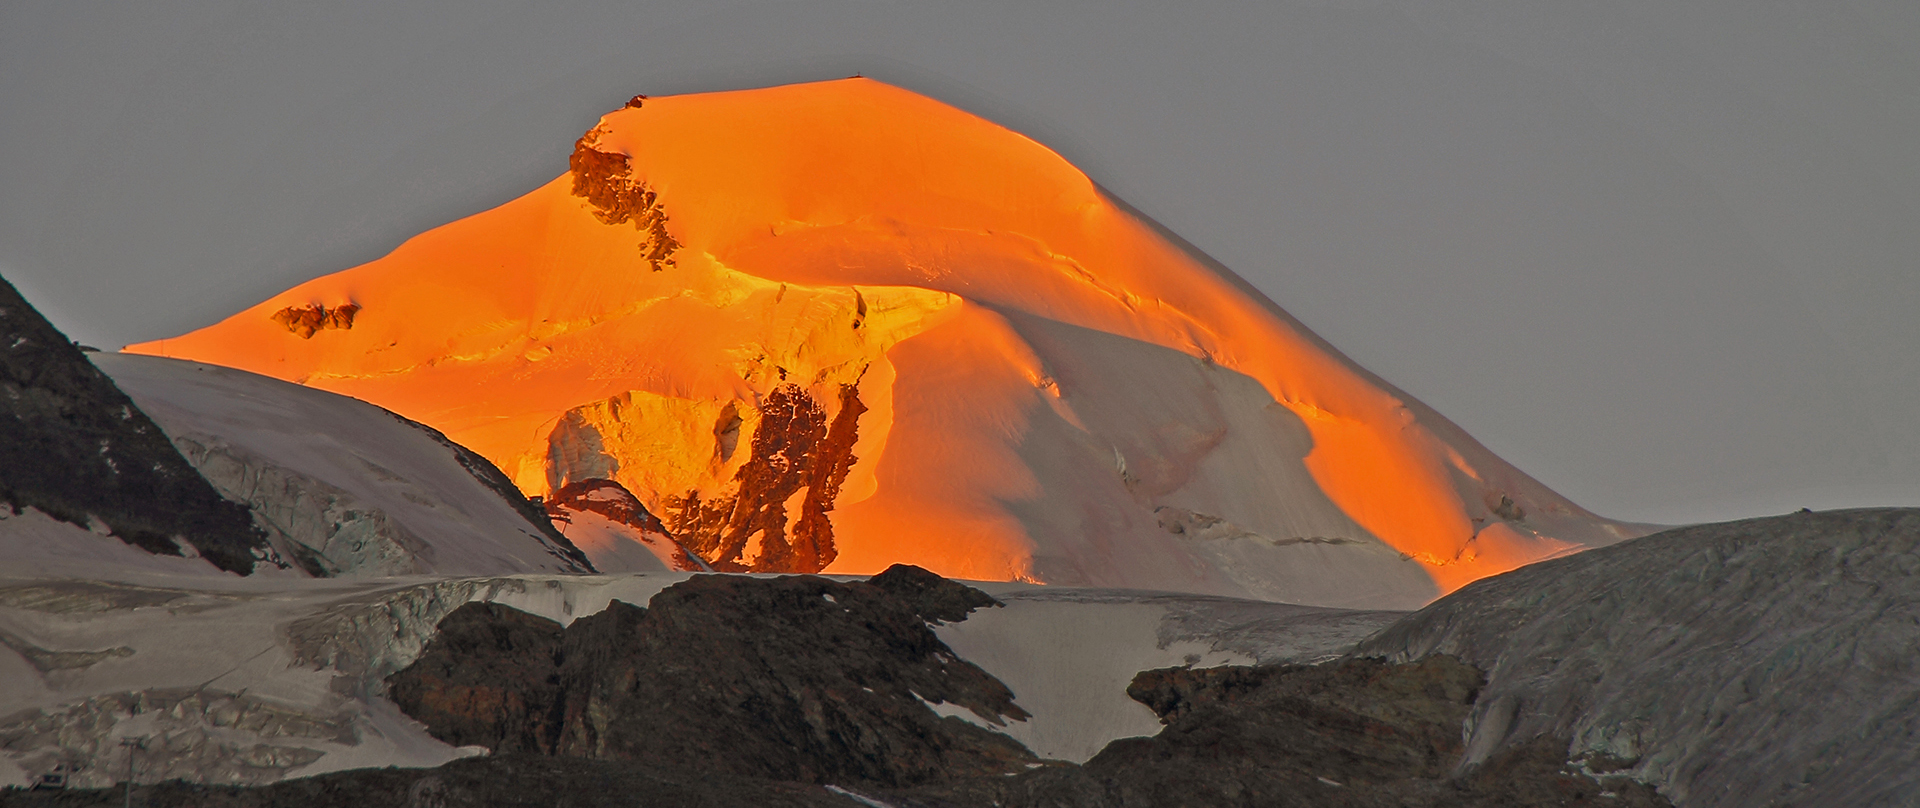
[131,78,1643,608]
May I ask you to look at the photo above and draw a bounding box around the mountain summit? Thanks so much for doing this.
[130,78,1637,607]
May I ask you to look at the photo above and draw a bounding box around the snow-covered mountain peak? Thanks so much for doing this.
[127,78,1641,607]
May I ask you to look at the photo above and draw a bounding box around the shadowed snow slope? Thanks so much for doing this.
[130,78,1640,607]
[83,353,591,578]
[1357,508,1920,808]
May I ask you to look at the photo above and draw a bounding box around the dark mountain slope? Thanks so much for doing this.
[0,276,266,573]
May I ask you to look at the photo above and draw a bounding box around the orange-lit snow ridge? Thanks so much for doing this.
[131,78,1639,607]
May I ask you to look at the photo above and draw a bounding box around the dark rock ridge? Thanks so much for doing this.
[569,133,680,271]
[387,564,1031,788]
[543,477,703,571]
[665,382,865,573]
[268,303,358,339]
[0,275,267,573]
[1356,507,1920,808]
[902,656,1670,807]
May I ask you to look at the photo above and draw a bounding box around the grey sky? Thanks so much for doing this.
[3,0,1915,526]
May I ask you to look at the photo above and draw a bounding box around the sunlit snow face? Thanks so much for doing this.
[127,78,1631,607]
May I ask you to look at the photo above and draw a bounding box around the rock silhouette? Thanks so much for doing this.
[0,274,267,573]
[387,564,1032,787]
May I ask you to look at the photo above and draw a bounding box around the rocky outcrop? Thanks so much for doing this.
[269,303,359,338]
[1356,508,1920,808]
[898,656,1670,807]
[546,479,672,537]
[663,383,864,573]
[569,132,680,271]
[29,649,1671,806]
[378,566,1653,806]
[1116,657,1487,782]
[382,601,565,754]
[386,565,1034,787]
[1122,662,1293,724]
[543,478,705,571]
[998,657,1494,806]
[0,275,267,573]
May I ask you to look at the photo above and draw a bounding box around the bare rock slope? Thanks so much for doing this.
[387,565,1034,787]
[0,275,266,573]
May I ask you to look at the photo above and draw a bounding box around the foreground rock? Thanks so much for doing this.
[387,565,1035,787]
[899,656,1669,807]
[8,512,1912,805]
[1358,508,1920,808]
[374,566,1667,806]
[5,656,1667,808]
[0,569,1388,789]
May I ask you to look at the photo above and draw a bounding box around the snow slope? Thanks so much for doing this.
[0,572,1395,787]
[76,353,591,579]
[938,584,1401,762]
[130,78,1642,607]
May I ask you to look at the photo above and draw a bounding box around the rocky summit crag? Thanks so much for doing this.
[0,275,266,572]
